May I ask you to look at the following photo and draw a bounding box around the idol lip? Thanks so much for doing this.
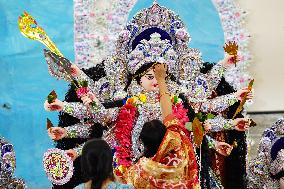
[153,84,158,87]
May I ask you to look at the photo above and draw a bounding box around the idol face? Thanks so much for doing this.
[140,69,159,92]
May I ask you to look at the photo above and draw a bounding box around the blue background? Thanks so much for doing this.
[0,0,223,188]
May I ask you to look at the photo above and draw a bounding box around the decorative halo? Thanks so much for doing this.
[43,148,74,185]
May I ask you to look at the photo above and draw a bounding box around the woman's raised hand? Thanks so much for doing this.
[153,63,168,81]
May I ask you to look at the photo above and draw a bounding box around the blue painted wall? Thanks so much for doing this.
[0,0,223,188]
[0,0,73,188]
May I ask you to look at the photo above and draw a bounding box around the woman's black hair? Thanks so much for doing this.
[139,120,167,158]
[81,139,114,189]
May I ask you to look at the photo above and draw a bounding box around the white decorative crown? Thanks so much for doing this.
[127,33,178,75]
[104,2,203,99]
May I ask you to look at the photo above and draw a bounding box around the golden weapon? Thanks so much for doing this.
[233,79,254,119]
[18,12,81,87]
[18,11,63,56]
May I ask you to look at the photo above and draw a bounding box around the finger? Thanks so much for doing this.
[47,128,53,133]
[67,152,74,158]
[226,148,233,155]
[87,92,95,99]
[248,92,253,97]
[84,99,92,106]
[45,105,51,111]
[52,129,61,134]
[247,94,253,99]
[44,100,50,107]
[241,88,249,92]
[54,136,60,140]
[81,96,88,101]
[83,97,91,103]
[53,130,63,136]
[221,143,232,148]
[219,150,227,156]
[246,95,252,99]
[50,105,60,111]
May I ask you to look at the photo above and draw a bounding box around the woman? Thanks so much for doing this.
[81,138,133,189]
[126,64,200,189]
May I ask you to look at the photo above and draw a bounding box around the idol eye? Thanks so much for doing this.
[146,75,154,80]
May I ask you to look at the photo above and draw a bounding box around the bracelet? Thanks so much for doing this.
[159,92,170,98]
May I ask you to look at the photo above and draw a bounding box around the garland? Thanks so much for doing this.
[115,93,189,170]
[115,103,137,168]
[172,102,189,126]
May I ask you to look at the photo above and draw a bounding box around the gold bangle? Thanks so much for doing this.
[159,92,170,97]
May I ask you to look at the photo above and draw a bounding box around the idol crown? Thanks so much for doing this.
[127,32,177,75]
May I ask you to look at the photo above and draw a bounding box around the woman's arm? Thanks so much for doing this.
[154,64,172,120]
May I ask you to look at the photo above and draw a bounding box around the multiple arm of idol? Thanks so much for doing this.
[45,52,249,188]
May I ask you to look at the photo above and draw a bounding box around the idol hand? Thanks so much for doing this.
[215,141,233,156]
[235,87,253,101]
[234,118,250,131]
[70,64,81,77]
[44,99,64,111]
[47,127,67,140]
[81,92,98,107]
[65,149,78,161]
[221,54,238,68]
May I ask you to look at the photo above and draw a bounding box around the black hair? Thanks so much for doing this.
[124,62,155,91]
[81,139,114,189]
[139,120,167,158]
